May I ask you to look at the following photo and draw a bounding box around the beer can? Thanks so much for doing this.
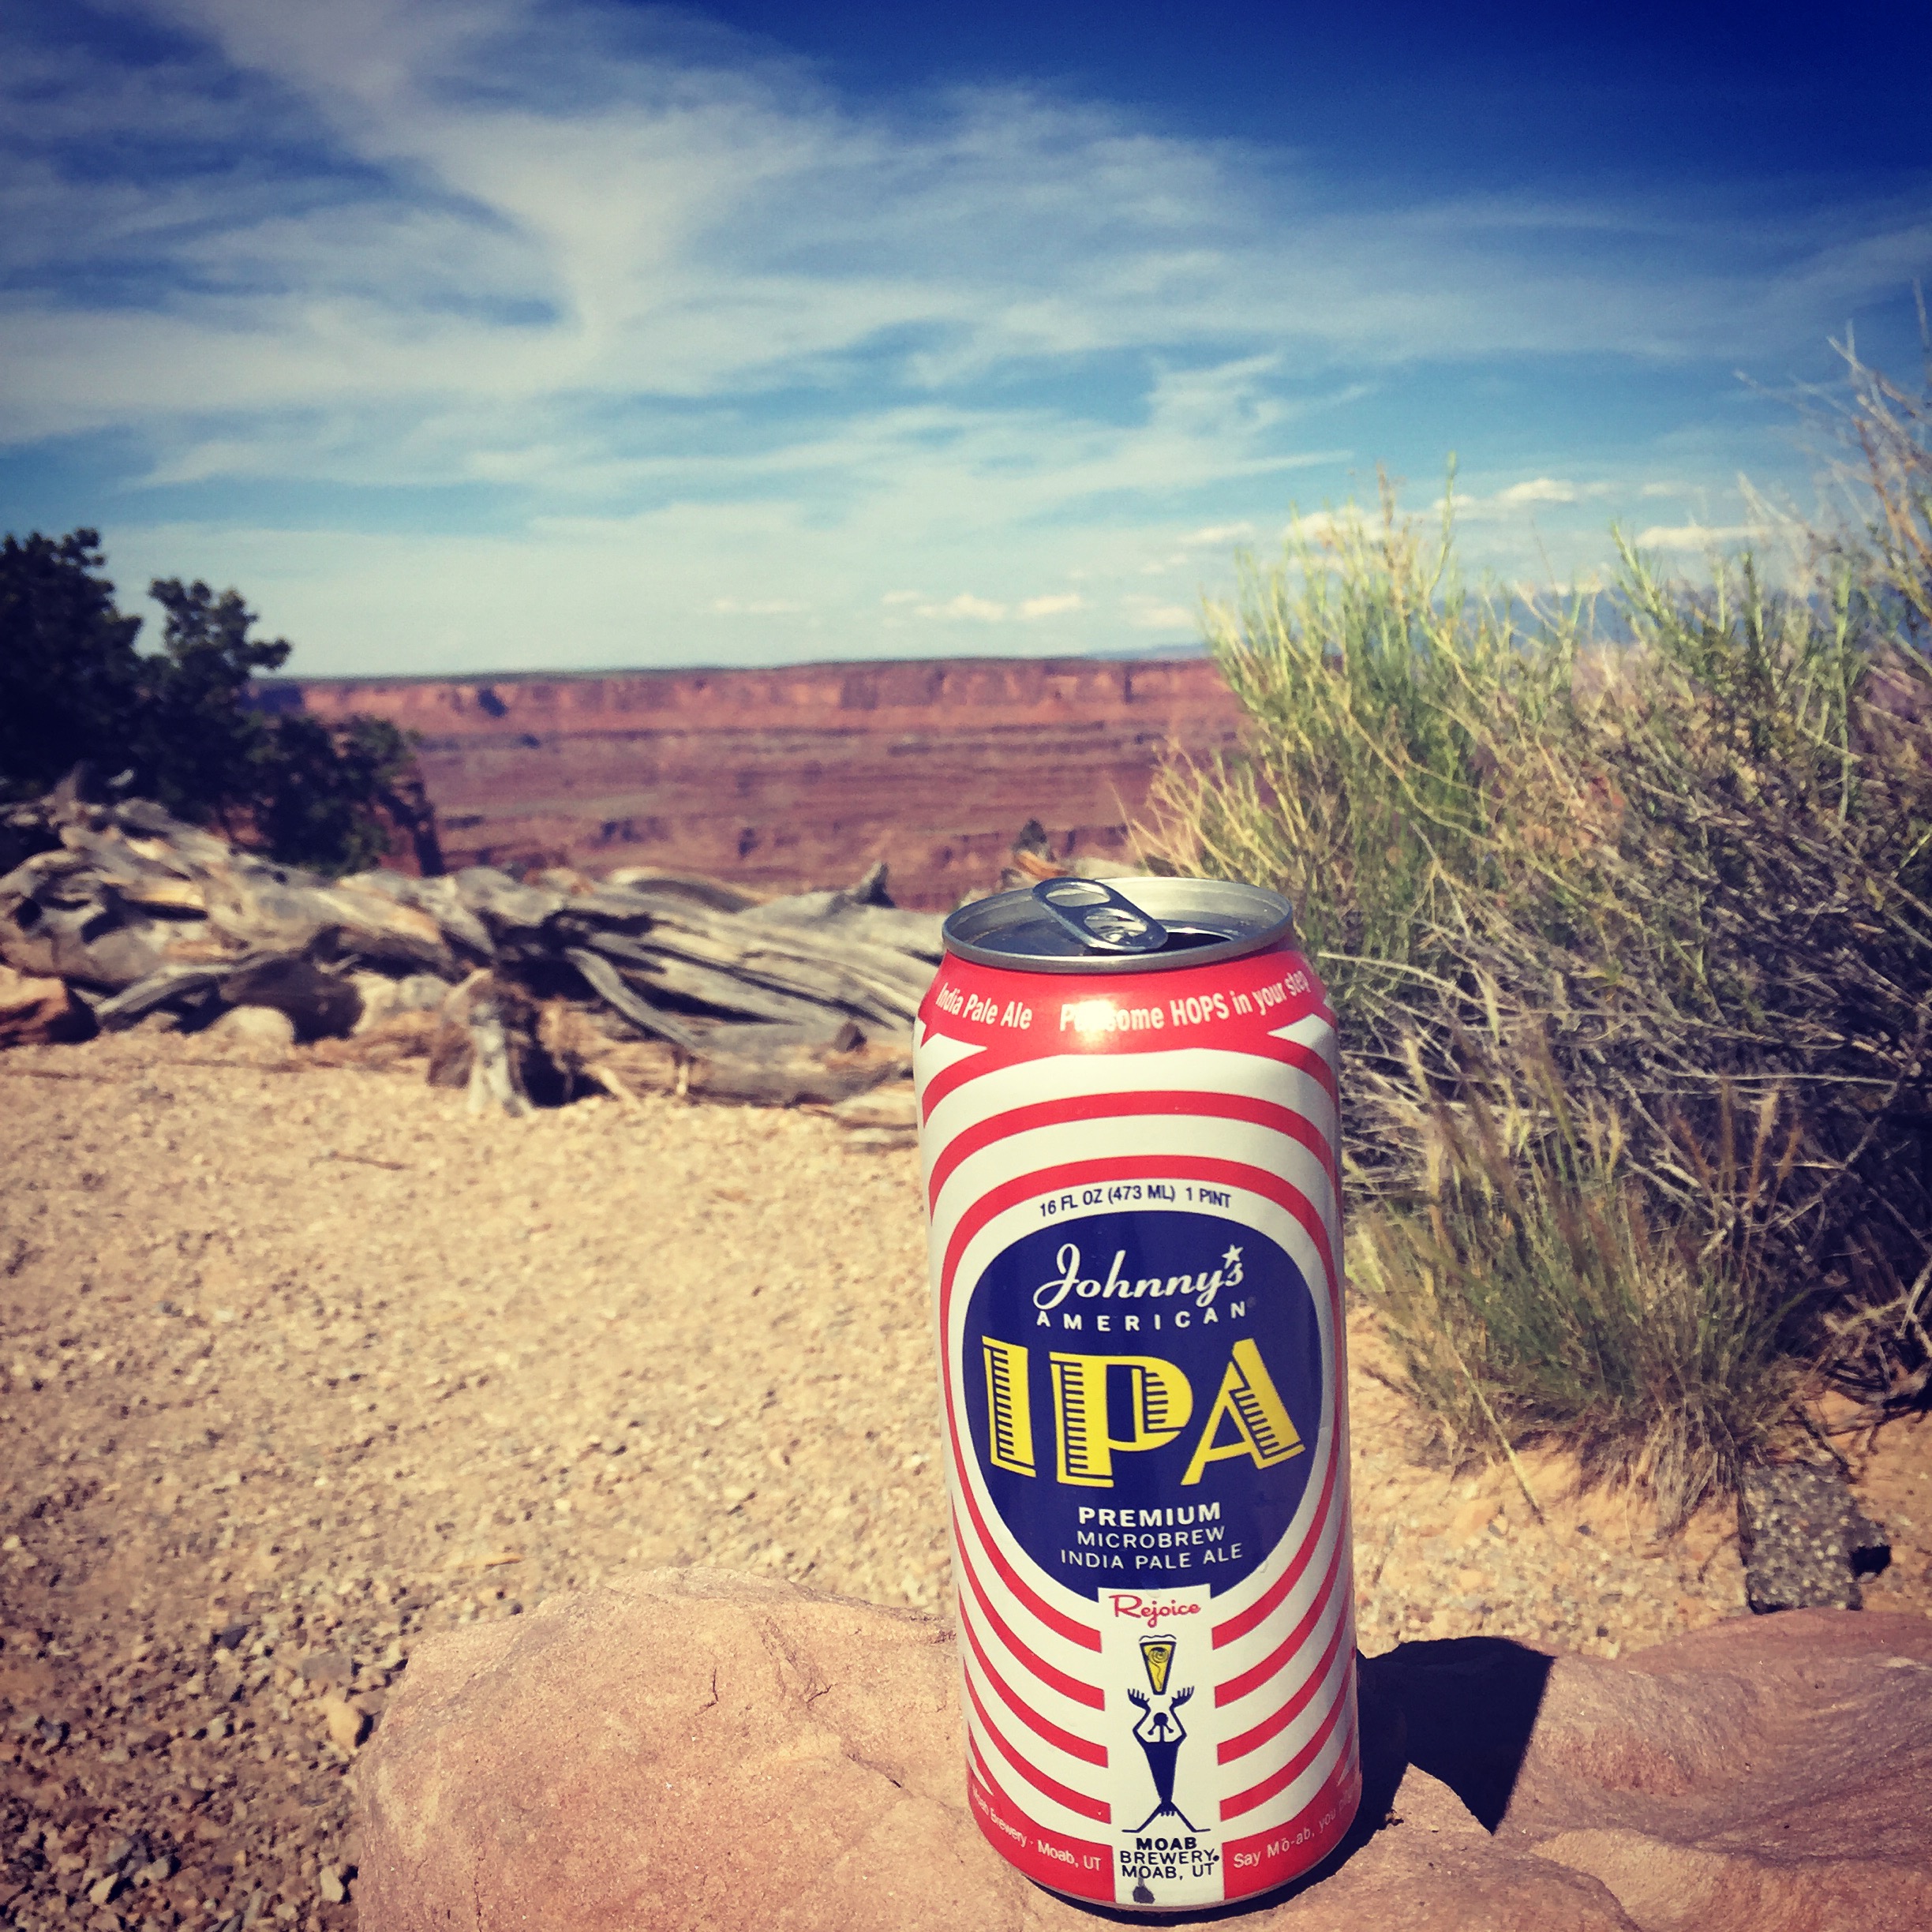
[915,876,1357,1913]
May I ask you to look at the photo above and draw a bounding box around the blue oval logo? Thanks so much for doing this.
[964,1209,1324,1599]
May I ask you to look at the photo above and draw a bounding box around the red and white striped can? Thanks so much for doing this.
[915,877,1357,1914]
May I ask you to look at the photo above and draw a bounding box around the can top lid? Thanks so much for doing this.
[942,874,1295,974]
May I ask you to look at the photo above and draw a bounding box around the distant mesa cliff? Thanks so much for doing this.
[262,656,1246,909]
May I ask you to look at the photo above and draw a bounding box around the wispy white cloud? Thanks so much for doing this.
[1436,477,1622,519]
[1631,522,1758,551]
[916,593,1008,621]
[1018,593,1083,619]
[0,0,1919,668]
[1178,522,1257,548]
[1282,509,1342,541]
[1496,477,1581,506]
[1121,595,1195,631]
[10,0,1918,440]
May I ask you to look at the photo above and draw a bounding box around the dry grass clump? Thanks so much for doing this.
[1350,1046,1810,1530]
[1144,365,1932,1526]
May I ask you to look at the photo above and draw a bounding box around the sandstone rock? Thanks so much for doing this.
[355,1571,1932,1932]
[1494,1612,1932,1929]
[203,1004,297,1060]
[320,1696,367,1755]
[1738,1462,1890,1612]
[350,972,403,1031]
[0,964,95,1046]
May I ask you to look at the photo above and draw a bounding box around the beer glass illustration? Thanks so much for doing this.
[1140,1634,1176,1695]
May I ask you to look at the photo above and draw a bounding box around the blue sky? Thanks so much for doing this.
[2,0,1929,676]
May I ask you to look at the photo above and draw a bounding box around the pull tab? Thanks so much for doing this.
[1031,877,1170,953]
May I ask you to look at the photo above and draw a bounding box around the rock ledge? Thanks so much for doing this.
[356,1567,1932,1932]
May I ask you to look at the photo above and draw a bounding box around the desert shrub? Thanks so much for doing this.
[0,529,424,874]
[1146,407,1932,1520]
[1350,1046,1812,1529]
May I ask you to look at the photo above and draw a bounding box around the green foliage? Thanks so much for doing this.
[1352,1050,1806,1531]
[1830,323,1932,653]
[137,575,296,828]
[1166,476,1594,1028]
[0,530,146,796]
[254,713,420,876]
[0,528,418,874]
[1146,417,1932,1522]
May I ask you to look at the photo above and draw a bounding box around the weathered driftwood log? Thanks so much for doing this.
[580,900,930,1018]
[561,948,706,1052]
[350,870,494,964]
[735,885,944,964]
[592,1035,913,1110]
[90,953,365,1039]
[94,963,235,1031]
[220,955,365,1040]
[601,867,761,913]
[464,990,532,1119]
[575,934,895,1040]
[0,801,460,990]
[423,973,560,1113]
[0,963,95,1046]
[0,787,937,1120]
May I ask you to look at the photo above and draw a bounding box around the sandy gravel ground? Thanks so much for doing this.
[2,1031,1928,1932]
